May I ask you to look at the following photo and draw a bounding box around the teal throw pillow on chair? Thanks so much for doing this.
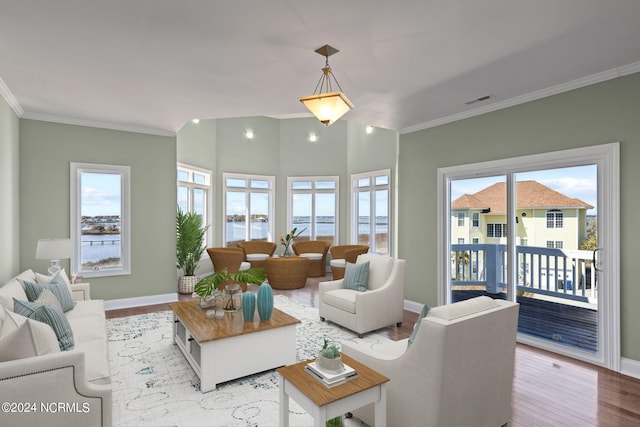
[343,261,370,292]
[408,304,430,346]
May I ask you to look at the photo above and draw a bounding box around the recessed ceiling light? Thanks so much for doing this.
[192,119,200,124]
[308,133,318,143]
[245,130,254,139]
[365,125,374,134]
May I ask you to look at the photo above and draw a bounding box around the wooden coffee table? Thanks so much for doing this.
[277,353,389,427]
[169,300,300,392]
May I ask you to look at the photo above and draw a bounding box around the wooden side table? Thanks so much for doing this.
[265,256,311,289]
[277,353,389,427]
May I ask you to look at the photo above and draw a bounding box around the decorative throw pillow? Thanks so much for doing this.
[22,271,75,312]
[0,311,60,361]
[408,304,430,346]
[34,288,64,312]
[343,261,370,292]
[0,279,29,312]
[36,268,72,287]
[13,298,74,351]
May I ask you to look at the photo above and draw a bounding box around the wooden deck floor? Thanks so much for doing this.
[454,289,598,352]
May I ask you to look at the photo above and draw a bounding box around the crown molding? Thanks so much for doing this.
[0,76,24,116]
[400,61,640,135]
[21,111,176,137]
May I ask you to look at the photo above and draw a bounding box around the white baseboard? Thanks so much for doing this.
[104,293,178,311]
[621,357,640,380]
[403,299,423,314]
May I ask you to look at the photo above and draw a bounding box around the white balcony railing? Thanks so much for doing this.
[451,244,596,303]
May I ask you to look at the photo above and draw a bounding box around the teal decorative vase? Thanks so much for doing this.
[257,284,274,321]
[242,292,256,321]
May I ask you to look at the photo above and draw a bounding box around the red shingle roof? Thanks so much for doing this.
[452,181,594,214]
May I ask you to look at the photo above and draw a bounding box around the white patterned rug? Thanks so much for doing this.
[107,295,386,427]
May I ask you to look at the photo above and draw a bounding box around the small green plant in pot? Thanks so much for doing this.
[317,338,343,372]
[176,206,209,294]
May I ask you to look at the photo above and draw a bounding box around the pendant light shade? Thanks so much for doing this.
[299,45,354,126]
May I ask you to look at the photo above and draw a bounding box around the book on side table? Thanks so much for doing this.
[304,361,358,388]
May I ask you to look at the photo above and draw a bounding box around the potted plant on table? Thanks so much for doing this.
[176,206,209,294]
[280,227,306,257]
[317,338,343,372]
[194,267,267,311]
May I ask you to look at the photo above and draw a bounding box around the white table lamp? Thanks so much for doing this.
[35,238,72,275]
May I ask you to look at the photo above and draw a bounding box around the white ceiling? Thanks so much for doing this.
[1,1,640,136]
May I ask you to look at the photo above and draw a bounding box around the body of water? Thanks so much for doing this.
[226,221,388,241]
[81,234,121,264]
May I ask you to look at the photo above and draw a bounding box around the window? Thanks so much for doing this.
[546,209,564,228]
[287,177,338,244]
[70,163,130,278]
[177,163,212,246]
[546,240,564,249]
[457,238,465,244]
[472,212,480,228]
[521,238,528,246]
[457,212,465,226]
[487,223,507,238]
[472,238,480,244]
[352,170,391,255]
[223,173,274,245]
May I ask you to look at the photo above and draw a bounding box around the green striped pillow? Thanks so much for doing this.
[343,261,370,292]
[22,272,76,312]
[13,299,75,351]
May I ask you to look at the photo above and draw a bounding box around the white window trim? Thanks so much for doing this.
[287,176,339,245]
[70,162,131,278]
[437,142,620,371]
[177,162,212,248]
[223,172,275,244]
[351,169,392,255]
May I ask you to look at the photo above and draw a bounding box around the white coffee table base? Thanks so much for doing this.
[279,375,387,427]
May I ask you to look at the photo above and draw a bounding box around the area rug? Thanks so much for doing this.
[107,295,386,427]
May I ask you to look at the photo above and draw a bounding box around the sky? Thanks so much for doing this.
[451,164,598,214]
[81,172,122,217]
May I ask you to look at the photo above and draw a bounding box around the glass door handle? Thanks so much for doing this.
[593,248,602,272]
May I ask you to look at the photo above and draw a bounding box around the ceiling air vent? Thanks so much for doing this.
[464,95,494,105]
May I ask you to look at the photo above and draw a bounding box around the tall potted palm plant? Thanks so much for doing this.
[176,206,209,294]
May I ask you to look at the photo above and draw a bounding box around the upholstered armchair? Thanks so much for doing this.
[236,241,277,269]
[319,253,405,337]
[292,240,330,277]
[205,247,251,291]
[342,296,520,427]
[328,244,369,280]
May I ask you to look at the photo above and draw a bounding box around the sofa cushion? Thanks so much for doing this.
[299,253,323,260]
[22,272,76,312]
[357,254,393,290]
[246,253,269,261]
[0,279,28,311]
[65,300,108,342]
[15,269,37,283]
[329,259,346,268]
[428,296,499,321]
[324,289,357,314]
[0,308,60,361]
[13,299,75,351]
[343,261,369,292]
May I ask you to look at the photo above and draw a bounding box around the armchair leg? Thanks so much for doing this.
[345,412,353,418]
[396,322,402,327]
[357,333,363,338]
[320,317,325,321]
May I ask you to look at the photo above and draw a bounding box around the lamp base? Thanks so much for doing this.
[48,260,61,276]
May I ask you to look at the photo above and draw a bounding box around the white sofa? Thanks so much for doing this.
[0,269,111,427]
[342,296,520,427]
[319,254,405,337]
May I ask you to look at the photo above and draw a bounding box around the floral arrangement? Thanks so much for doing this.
[279,227,306,256]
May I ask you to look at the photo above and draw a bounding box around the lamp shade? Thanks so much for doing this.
[35,239,72,260]
[299,91,354,126]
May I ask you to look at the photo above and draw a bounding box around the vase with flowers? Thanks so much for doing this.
[280,227,306,257]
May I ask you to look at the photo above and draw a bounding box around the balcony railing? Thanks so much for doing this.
[451,244,596,303]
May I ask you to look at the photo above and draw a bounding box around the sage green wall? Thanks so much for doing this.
[0,97,20,280]
[397,72,640,361]
[19,119,177,300]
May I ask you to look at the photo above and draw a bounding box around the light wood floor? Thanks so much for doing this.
[106,275,640,426]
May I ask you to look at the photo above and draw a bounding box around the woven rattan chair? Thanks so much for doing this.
[206,247,250,291]
[328,244,369,280]
[236,241,277,269]
[292,240,330,277]
[264,256,311,289]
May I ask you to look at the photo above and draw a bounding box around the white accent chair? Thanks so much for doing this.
[342,296,520,427]
[319,254,405,337]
